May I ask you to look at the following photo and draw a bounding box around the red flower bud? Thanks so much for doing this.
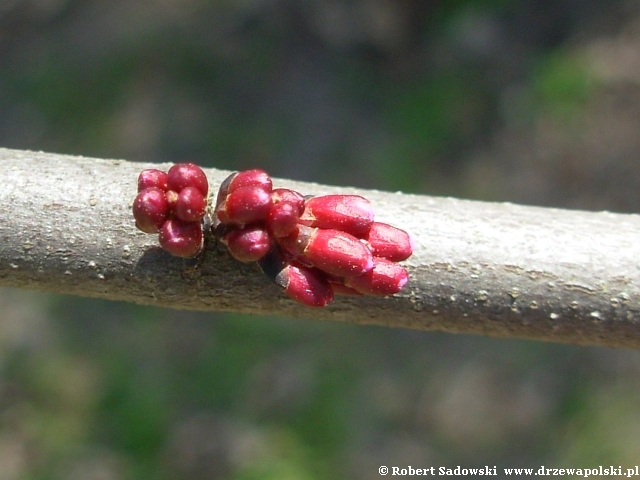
[138,169,168,192]
[222,225,271,262]
[281,225,374,278]
[272,188,304,211]
[266,188,305,237]
[217,185,273,225]
[258,250,333,307]
[133,187,169,234]
[299,195,374,237]
[344,258,409,296]
[267,201,301,237]
[216,169,272,210]
[175,186,207,222]
[227,169,272,194]
[168,163,209,197]
[282,262,334,307]
[364,222,414,261]
[158,219,203,258]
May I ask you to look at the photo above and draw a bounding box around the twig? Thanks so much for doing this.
[1,148,639,349]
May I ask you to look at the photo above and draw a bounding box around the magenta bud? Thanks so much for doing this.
[175,186,207,222]
[364,222,414,261]
[344,258,409,296]
[158,219,203,258]
[167,163,209,197]
[272,188,304,213]
[133,187,169,234]
[218,185,273,225]
[282,262,334,307]
[267,188,305,237]
[258,250,333,307]
[222,225,271,262]
[299,195,374,237]
[279,264,335,308]
[283,225,374,278]
[138,169,168,192]
[267,201,301,237]
[228,169,272,194]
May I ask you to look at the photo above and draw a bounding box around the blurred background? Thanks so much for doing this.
[2,0,640,478]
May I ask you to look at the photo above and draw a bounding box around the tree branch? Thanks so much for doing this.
[1,148,639,348]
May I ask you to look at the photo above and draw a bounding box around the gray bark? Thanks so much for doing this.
[1,148,639,349]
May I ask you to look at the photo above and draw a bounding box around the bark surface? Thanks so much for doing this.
[1,148,639,349]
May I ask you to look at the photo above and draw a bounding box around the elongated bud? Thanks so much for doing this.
[222,225,271,262]
[258,250,334,307]
[344,258,409,296]
[299,195,374,237]
[364,222,414,261]
[217,185,273,225]
[282,262,334,307]
[280,225,374,278]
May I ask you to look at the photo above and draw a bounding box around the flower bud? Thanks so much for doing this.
[217,185,273,225]
[344,258,409,296]
[217,169,272,204]
[283,262,334,307]
[158,219,203,258]
[299,195,374,237]
[259,250,334,307]
[133,187,169,234]
[222,225,271,262]
[267,202,300,237]
[167,163,209,197]
[272,188,304,211]
[280,225,374,278]
[138,169,168,192]
[175,186,207,222]
[229,169,272,193]
[266,188,305,237]
[364,222,414,261]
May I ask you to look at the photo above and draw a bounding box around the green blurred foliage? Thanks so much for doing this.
[531,51,594,119]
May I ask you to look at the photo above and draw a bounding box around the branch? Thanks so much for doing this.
[1,148,639,349]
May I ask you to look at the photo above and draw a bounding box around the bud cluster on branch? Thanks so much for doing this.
[133,165,414,307]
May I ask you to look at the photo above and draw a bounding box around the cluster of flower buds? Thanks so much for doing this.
[133,164,413,307]
[132,163,209,258]
[214,169,413,307]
